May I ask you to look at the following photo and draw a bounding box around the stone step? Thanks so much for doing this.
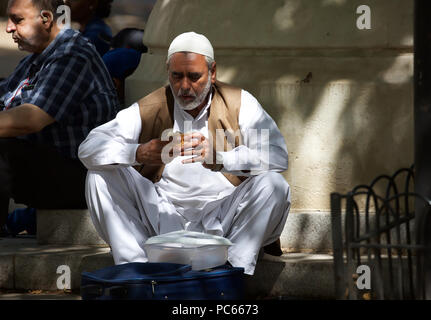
[246,252,335,299]
[37,209,106,246]
[0,238,335,299]
[0,238,112,291]
[36,209,335,252]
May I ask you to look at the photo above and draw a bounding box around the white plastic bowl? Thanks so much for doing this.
[144,242,229,270]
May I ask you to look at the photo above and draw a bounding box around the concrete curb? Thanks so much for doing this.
[0,238,111,291]
[37,210,106,246]
[0,238,336,299]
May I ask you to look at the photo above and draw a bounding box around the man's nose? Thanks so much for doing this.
[180,77,191,91]
[6,19,16,33]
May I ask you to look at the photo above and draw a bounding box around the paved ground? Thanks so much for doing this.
[0,290,81,300]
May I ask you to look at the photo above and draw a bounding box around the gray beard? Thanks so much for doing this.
[170,73,212,111]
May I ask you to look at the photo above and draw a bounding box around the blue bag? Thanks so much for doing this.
[6,208,36,236]
[81,262,244,300]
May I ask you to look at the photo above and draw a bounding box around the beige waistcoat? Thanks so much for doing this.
[134,81,247,186]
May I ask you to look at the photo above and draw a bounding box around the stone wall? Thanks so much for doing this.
[126,0,413,216]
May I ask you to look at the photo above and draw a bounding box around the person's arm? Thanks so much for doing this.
[0,55,92,138]
[0,103,55,137]
[219,90,289,175]
[78,103,142,170]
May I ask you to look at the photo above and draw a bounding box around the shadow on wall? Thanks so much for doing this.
[222,1,413,211]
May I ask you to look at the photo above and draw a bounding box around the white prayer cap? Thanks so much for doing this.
[167,32,214,60]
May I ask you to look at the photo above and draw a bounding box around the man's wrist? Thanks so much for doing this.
[134,143,145,165]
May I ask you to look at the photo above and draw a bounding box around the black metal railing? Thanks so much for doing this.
[331,166,431,300]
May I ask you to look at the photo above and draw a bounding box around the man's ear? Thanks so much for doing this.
[210,62,217,83]
[40,10,54,27]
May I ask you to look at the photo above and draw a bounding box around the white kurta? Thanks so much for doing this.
[78,89,291,275]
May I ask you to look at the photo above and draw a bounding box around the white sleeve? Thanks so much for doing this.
[218,90,289,175]
[78,103,142,170]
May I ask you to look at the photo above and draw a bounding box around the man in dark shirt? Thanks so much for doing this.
[0,0,119,233]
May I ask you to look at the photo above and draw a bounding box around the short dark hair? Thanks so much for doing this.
[26,0,65,19]
[95,0,113,19]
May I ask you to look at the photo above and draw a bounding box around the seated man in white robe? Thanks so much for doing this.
[78,32,291,275]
